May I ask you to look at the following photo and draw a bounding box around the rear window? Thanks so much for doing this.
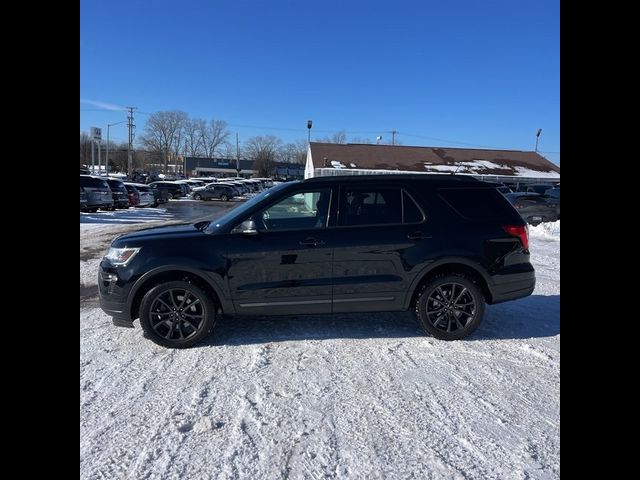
[438,187,516,221]
[106,179,126,189]
[80,176,109,189]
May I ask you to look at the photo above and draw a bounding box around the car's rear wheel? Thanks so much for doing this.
[194,193,202,200]
[220,194,228,202]
[139,281,216,348]
[415,274,485,340]
[167,192,174,200]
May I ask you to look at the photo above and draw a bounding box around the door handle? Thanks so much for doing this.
[299,237,325,247]
[407,231,431,240]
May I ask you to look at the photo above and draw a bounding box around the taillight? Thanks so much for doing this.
[502,224,529,251]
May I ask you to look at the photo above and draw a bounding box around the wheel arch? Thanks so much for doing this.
[127,266,232,321]
[405,258,493,310]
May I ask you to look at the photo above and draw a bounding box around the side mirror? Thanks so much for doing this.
[234,219,258,235]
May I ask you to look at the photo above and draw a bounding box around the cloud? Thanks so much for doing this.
[80,98,126,111]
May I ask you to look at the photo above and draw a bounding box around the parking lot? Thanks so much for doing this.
[80,203,560,479]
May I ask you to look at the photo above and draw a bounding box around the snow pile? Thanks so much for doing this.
[331,160,346,169]
[80,207,173,224]
[529,220,560,241]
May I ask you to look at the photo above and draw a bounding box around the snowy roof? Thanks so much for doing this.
[310,143,560,177]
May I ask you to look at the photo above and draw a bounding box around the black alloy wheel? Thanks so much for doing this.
[415,274,485,340]
[139,281,216,348]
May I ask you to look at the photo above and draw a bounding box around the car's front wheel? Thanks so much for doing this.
[194,193,202,200]
[139,280,216,348]
[414,274,485,340]
[220,194,228,202]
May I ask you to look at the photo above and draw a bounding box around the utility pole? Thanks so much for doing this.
[236,133,241,176]
[91,140,95,172]
[97,140,101,174]
[126,106,137,178]
[390,130,397,145]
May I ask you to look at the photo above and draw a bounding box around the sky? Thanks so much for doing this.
[80,0,560,165]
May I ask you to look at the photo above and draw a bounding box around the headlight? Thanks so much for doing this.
[104,247,141,266]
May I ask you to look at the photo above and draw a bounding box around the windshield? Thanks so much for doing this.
[204,181,295,233]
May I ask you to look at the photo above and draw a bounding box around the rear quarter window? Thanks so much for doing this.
[438,187,516,221]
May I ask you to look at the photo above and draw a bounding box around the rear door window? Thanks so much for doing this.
[339,187,402,226]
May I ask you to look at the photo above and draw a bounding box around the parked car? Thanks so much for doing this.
[100,174,535,348]
[148,181,186,199]
[525,184,554,195]
[504,192,559,225]
[80,187,88,211]
[544,188,560,218]
[484,182,512,194]
[105,178,130,209]
[80,175,114,212]
[124,183,154,207]
[123,183,140,207]
[149,184,170,207]
[80,166,91,175]
[192,184,235,201]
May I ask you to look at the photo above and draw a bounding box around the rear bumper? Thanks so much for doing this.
[488,271,536,304]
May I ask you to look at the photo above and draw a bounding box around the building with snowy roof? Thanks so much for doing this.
[305,142,559,185]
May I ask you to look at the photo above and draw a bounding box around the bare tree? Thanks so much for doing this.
[80,132,92,166]
[107,142,130,172]
[139,110,189,173]
[183,118,205,157]
[351,137,372,144]
[280,139,308,164]
[317,130,347,144]
[244,135,282,177]
[202,120,230,158]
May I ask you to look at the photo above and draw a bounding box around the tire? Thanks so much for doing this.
[414,274,485,340]
[194,193,202,200]
[167,192,174,200]
[220,194,228,202]
[139,280,216,349]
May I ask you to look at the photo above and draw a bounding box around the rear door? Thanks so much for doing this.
[327,184,428,313]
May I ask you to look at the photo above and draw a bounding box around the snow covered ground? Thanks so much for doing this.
[80,222,560,479]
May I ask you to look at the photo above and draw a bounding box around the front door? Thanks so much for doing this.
[224,187,335,315]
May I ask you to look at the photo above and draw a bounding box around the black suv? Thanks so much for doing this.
[192,184,235,201]
[105,178,130,209]
[99,175,535,348]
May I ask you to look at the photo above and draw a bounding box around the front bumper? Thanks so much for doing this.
[98,266,135,327]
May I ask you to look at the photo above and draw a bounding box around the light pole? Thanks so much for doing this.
[535,128,542,153]
[307,120,312,144]
[106,120,127,174]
